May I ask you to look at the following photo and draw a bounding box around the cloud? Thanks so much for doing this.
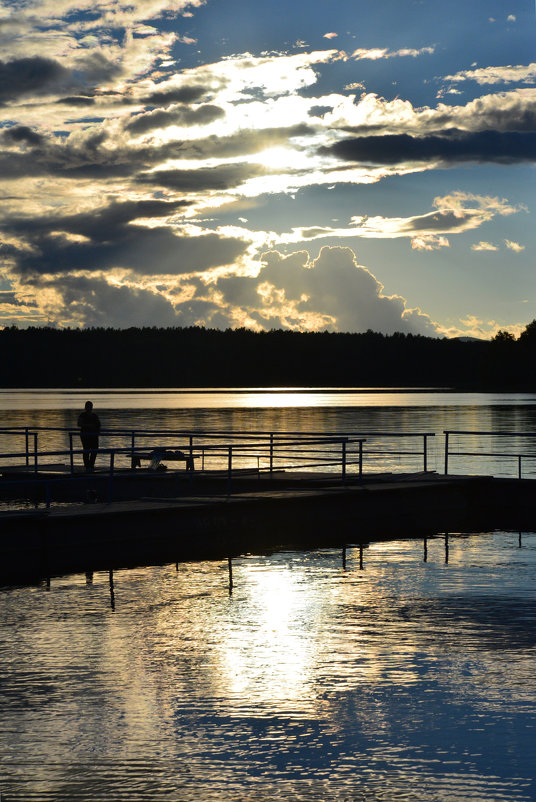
[444,63,536,86]
[471,241,498,251]
[126,103,225,134]
[351,46,435,60]
[438,315,526,340]
[411,235,450,251]
[469,237,525,253]
[325,88,536,138]
[323,33,338,40]
[0,290,37,308]
[3,198,249,277]
[136,162,269,191]
[56,95,96,107]
[5,240,442,333]
[215,246,439,335]
[504,239,525,252]
[320,131,536,166]
[0,117,318,187]
[0,125,44,147]
[274,192,523,245]
[0,57,72,103]
[139,83,211,106]
[22,275,182,327]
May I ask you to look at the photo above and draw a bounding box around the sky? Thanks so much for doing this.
[0,0,535,337]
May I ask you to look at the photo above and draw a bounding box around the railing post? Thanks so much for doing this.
[189,435,194,472]
[444,431,449,475]
[69,432,74,474]
[131,431,136,468]
[25,427,29,467]
[108,450,115,502]
[269,432,274,475]
[423,434,428,473]
[227,445,233,496]
[518,455,522,480]
[358,439,363,481]
[33,432,38,474]
[341,439,347,481]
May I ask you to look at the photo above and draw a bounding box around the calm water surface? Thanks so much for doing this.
[1,535,536,801]
[1,388,536,476]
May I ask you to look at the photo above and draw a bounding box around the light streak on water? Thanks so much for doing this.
[1,534,535,800]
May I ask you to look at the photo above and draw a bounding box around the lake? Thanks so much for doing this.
[1,388,536,476]
[1,390,536,800]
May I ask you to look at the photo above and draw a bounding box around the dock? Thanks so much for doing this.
[1,425,536,583]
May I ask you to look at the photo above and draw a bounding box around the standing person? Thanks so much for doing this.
[78,400,101,471]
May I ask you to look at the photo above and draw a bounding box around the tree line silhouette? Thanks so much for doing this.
[1,323,535,389]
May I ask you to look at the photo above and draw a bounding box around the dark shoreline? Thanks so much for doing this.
[2,325,534,390]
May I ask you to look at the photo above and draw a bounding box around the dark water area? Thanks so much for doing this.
[1,392,536,799]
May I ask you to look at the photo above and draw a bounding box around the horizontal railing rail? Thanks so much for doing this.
[0,426,434,475]
[444,430,536,478]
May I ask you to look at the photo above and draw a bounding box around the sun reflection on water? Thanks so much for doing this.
[1,536,536,800]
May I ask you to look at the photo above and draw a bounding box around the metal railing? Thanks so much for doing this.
[0,435,362,507]
[0,427,434,475]
[444,430,536,478]
[0,426,439,509]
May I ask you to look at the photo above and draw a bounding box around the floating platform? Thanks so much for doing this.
[1,470,535,584]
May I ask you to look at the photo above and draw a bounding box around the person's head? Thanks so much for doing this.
[84,401,93,412]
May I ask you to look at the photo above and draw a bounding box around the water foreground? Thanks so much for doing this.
[1,533,535,801]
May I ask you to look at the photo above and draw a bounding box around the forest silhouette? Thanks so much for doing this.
[1,323,535,389]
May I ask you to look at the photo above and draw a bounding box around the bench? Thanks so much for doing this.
[132,449,197,471]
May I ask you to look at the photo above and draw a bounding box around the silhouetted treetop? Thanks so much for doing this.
[0,323,534,389]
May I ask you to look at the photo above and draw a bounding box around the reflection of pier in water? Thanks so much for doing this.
[1,425,536,584]
[44,530,530,610]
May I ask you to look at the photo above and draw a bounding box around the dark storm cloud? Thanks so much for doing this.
[4,198,248,277]
[126,104,225,134]
[56,96,96,106]
[136,162,267,191]
[308,105,333,118]
[140,84,210,106]
[430,103,536,134]
[0,125,44,147]
[320,131,536,166]
[0,57,71,103]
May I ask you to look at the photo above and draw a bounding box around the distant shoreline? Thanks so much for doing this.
[2,325,534,390]
[0,386,454,394]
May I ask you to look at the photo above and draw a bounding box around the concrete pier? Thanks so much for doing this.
[1,471,535,584]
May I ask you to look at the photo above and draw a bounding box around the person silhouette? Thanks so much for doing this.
[77,400,101,471]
